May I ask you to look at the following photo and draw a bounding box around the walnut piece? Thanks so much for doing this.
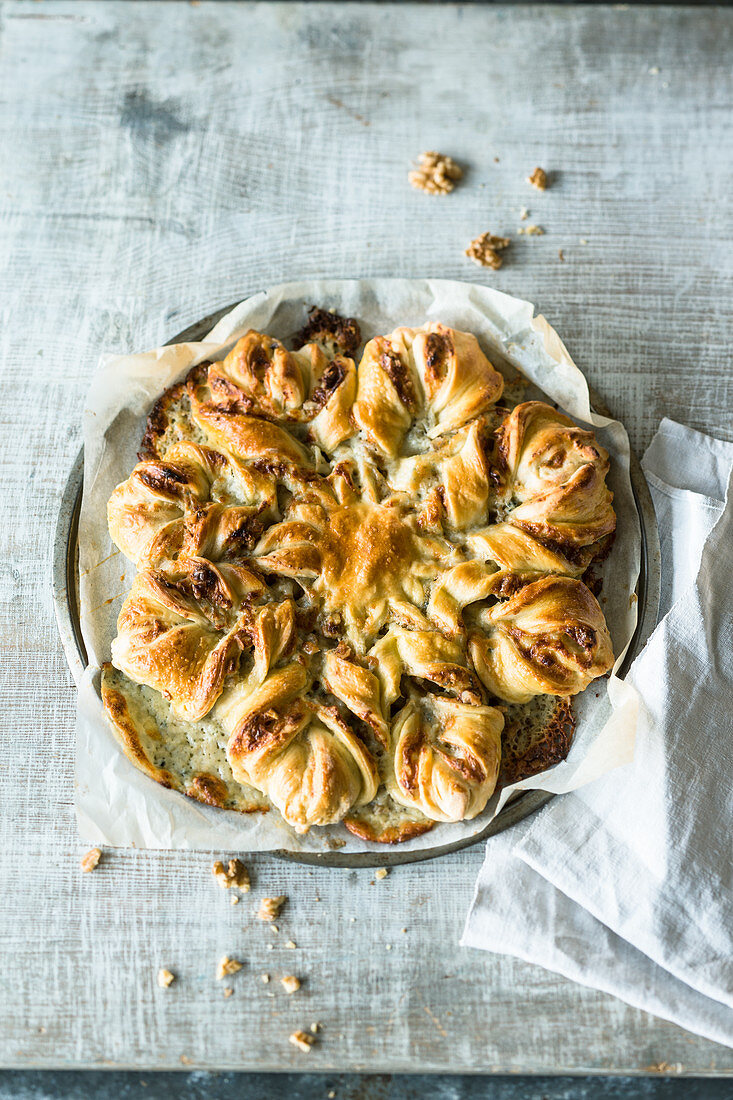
[527,166,548,191]
[257,895,286,921]
[409,151,463,195]
[281,975,301,994]
[81,848,102,873]
[216,955,243,980]
[289,1029,314,1053]
[374,868,389,880]
[157,968,175,988]
[212,858,250,892]
[517,224,544,236]
[465,232,510,270]
[223,987,234,998]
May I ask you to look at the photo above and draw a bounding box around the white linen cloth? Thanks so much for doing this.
[462,418,733,1047]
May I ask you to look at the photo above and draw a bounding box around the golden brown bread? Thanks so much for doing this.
[102,316,617,839]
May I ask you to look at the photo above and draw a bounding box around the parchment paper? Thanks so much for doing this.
[76,279,641,853]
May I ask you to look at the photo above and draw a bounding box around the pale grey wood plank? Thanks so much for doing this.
[0,0,732,1074]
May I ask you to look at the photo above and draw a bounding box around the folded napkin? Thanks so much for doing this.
[462,418,733,1047]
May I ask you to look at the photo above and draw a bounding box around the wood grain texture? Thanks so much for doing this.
[0,0,732,1074]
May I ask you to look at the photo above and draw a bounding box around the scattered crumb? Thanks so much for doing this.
[580,238,588,245]
[649,66,660,76]
[230,895,239,906]
[527,166,548,190]
[645,1061,684,1074]
[285,940,297,950]
[81,848,101,873]
[266,944,274,951]
[519,206,529,221]
[315,896,321,902]
[385,944,392,951]
[558,249,565,262]
[180,1055,192,1065]
[258,896,286,922]
[261,973,270,983]
[212,858,250,892]
[289,1029,314,1053]
[401,928,408,933]
[281,975,301,994]
[216,956,243,980]
[328,1092,336,1099]
[157,968,175,988]
[223,987,234,998]
[465,231,510,270]
[517,224,544,236]
[326,837,347,850]
[375,868,389,881]
[493,156,500,163]
[271,925,279,934]
[311,1022,321,1034]
[408,151,463,195]
[350,917,356,923]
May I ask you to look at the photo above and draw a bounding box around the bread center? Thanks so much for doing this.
[317,502,417,619]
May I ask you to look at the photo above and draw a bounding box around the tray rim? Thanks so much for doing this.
[53,297,661,868]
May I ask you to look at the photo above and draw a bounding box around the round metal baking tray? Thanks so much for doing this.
[53,301,661,867]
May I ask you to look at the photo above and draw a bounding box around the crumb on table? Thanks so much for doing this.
[281,975,301,994]
[216,955,243,980]
[289,1029,314,1053]
[212,858,250,892]
[465,232,510,270]
[258,895,286,921]
[527,166,548,190]
[81,848,102,873]
[157,968,175,988]
[408,151,463,195]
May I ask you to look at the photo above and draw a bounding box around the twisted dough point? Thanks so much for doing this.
[387,694,503,823]
[388,419,491,532]
[107,441,277,569]
[353,323,504,457]
[193,331,357,454]
[469,575,614,704]
[111,560,265,721]
[370,625,483,708]
[219,664,378,834]
[495,401,616,558]
[323,648,390,748]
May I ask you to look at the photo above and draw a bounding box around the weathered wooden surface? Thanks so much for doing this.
[1,0,732,1075]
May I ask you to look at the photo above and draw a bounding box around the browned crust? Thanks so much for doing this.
[343,812,435,844]
[101,664,270,816]
[186,772,229,807]
[137,363,209,461]
[184,772,268,814]
[100,665,177,790]
[294,306,361,356]
[499,697,575,788]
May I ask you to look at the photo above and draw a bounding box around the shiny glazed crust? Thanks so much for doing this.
[103,315,616,840]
